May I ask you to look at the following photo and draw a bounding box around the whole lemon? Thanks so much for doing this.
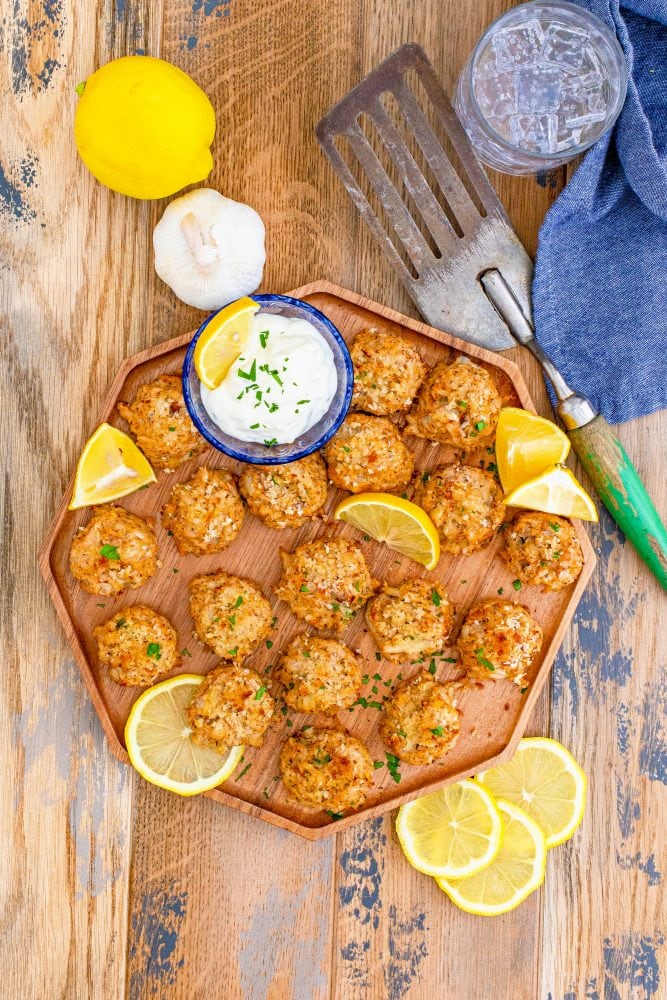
[74,56,216,200]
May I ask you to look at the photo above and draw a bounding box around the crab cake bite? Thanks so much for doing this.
[379,671,461,765]
[414,464,505,555]
[457,598,543,689]
[323,414,414,494]
[69,505,158,595]
[406,358,501,452]
[501,512,584,591]
[366,579,455,663]
[189,572,272,660]
[187,664,275,752]
[275,635,363,714]
[94,605,179,687]
[117,373,205,470]
[238,453,328,530]
[162,466,244,555]
[274,537,378,633]
[279,729,374,812]
[350,327,427,416]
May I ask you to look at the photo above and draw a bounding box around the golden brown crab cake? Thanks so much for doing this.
[189,572,272,660]
[413,464,505,555]
[323,414,414,494]
[94,605,179,687]
[275,635,363,714]
[366,579,455,663]
[274,536,379,633]
[279,729,374,812]
[379,671,461,765]
[238,453,328,530]
[69,505,158,596]
[117,373,206,470]
[350,327,427,416]
[187,664,275,752]
[405,358,501,452]
[457,598,543,689]
[501,512,584,591]
[162,466,244,556]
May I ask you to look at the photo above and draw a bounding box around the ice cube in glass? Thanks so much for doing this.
[541,23,590,74]
[509,112,558,153]
[474,70,516,119]
[515,65,562,112]
[491,19,544,71]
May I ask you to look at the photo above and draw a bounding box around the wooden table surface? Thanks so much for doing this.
[2,1,665,998]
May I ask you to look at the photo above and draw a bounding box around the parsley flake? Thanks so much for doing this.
[475,647,495,671]
[146,643,162,660]
[100,544,120,560]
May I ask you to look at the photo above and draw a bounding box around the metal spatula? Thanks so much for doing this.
[316,43,667,589]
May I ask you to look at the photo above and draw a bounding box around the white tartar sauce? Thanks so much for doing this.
[200,312,337,446]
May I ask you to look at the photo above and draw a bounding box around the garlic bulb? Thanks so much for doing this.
[153,188,266,310]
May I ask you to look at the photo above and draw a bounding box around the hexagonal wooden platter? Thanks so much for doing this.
[39,281,595,839]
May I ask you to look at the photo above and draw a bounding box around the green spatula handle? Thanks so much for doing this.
[567,414,667,590]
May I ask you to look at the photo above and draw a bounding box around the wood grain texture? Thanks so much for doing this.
[40,282,595,838]
[2,0,665,998]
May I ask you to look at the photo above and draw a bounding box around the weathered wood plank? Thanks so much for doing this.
[0,1,161,996]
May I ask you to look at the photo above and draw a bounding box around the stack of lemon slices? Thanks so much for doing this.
[396,738,586,916]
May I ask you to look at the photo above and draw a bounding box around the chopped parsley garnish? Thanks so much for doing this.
[227,646,238,657]
[238,359,257,381]
[300,584,309,592]
[235,763,252,782]
[265,639,273,649]
[353,580,361,592]
[373,672,382,681]
[100,544,120,560]
[362,674,369,685]
[297,399,310,405]
[475,647,495,671]
[520,686,528,695]
[474,420,487,432]
[342,446,351,453]
[363,534,370,542]
[428,659,436,675]
[250,422,260,429]
[497,587,504,595]
[115,617,127,629]
[397,728,407,737]
[431,589,442,606]
[313,753,332,766]
[264,438,277,447]
[456,399,468,409]
[375,652,381,661]
[181,647,191,657]
[421,471,431,483]
[373,760,384,769]
[235,596,243,608]
[386,753,402,783]
[550,522,561,532]
[512,579,522,591]
[259,330,270,349]
[227,614,236,628]
[254,685,267,700]
[431,726,444,736]
[554,551,562,560]
[442,657,457,663]
[168,426,176,432]
[146,643,162,660]
[326,810,344,820]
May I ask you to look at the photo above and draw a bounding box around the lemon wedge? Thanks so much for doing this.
[395,779,502,878]
[125,674,244,796]
[476,737,587,848]
[496,407,570,494]
[437,799,547,916]
[69,422,156,509]
[504,463,598,522]
[334,493,440,570]
[193,296,259,389]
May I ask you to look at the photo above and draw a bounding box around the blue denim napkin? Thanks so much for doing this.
[532,0,667,424]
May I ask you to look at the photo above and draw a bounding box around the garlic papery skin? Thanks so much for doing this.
[153,188,266,310]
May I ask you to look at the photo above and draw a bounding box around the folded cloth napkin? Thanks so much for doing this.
[532,0,667,425]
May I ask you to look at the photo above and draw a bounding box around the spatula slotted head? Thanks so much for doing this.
[316,43,533,351]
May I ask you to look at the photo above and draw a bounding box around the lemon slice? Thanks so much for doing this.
[437,799,547,916]
[193,296,259,389]
[125,674,244,796]
[69,422,156,509]
[476,737,587,848]
[395,779,502,878]
[496,407,570,494]
[504,463,598,522]
[334,493,440,570]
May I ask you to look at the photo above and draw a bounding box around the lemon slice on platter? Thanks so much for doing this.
[395,779,502,878]
[503,464,598,522]
[495,407,570,494]
[125,674,244,796]
[476,737,587,848]
[334,493,440,570]
[193,296,259,389]
[437,799,547,916]
[69,422,156,509]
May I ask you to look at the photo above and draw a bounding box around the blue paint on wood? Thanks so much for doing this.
[616,703,632,756]
[603,931,664,999]
[192,0,232,15]
[639,670,667,786]
[115,0,126,19]
[616,851,662,886]
[338,817,385,929]
[187,36,198,50]
[128,884,187,998]
[384,906,428,1000]
[10,0,64,97]
[0,158,37,223]
[615,775,641,839]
